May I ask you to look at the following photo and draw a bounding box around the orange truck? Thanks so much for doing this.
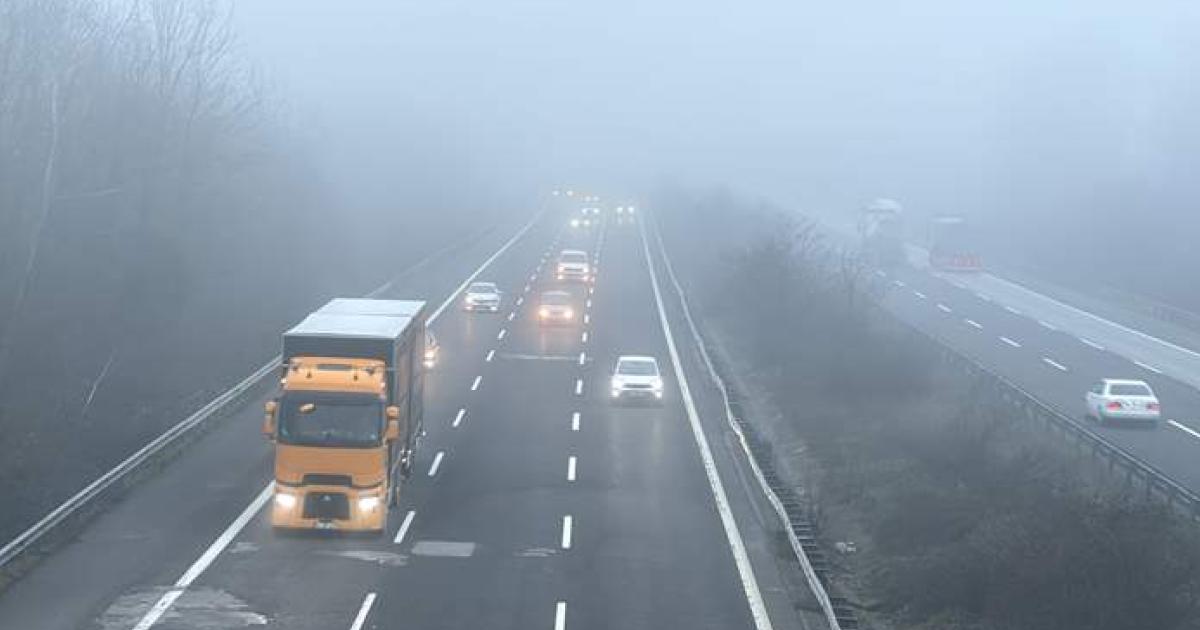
[263,298,426,533]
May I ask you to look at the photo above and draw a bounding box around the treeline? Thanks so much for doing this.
[656,189,1200,630]
[0,0,417,541]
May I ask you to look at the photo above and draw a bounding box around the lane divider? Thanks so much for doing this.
[452,408,466,428]
[471,375,482,391]
[567,456,577,482]
[348,592,377,630]
[486,350,496,362]
[560,515,573,550]
[1042,357,1069,372]
[427,452,445,477]
[574,379,583,396]
[571,412,580,431]
[393,510,416,545]
[1001,336,1022,348]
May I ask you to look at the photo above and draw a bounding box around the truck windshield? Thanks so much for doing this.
[278,396,383,448]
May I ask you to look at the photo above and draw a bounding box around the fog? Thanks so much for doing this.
[233,0,1200,248]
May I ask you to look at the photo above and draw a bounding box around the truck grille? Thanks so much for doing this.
[303,492,350,520]
[302,473,353,487]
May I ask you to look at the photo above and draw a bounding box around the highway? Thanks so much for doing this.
[0,203,814,630]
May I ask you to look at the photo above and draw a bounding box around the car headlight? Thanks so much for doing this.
[651,377,663,390]
[357,496,381,512]
[275,492,297,509]
[564,308,574,318]
[611,377,624,389]
[539,307,550,318]
[570,219,580,227]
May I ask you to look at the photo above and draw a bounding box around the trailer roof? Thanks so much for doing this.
[317,298,426,317]
[285,312,416,340]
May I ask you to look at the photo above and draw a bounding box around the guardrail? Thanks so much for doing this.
[897,314,1200,517]
[648,218,851,630]
[0,227,492,588]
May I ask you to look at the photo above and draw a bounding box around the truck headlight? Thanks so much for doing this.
[275,492,297,509]
[358,496,381,512]
[564,308,574,319]
[539,307,550,318]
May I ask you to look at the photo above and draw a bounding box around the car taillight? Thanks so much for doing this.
[1106,401,1123,411]
[1147,402,1161,411]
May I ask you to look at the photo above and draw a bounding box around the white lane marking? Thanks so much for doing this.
[875,270,887,278]
[428,451,445,477]
[554,602,567,630]
[578,352,586,366]
[485,349,496,362]
[507,312,515,322]
[589,287,594,295]
[1038,320,1058,331]
[524,284,531,292]
[1042,357,1068,372]
[638,218,774,630]
[530,274,537,282]
[452,408,466,428]
[131,483,273,630]
[976,291,992,302]
[560,515,573,549]
[471,375,482,391]
[1169,420,1200,441]
[1134,360,1163,374]
[567,456,577,481]
[937,303,952,313]
[965,319,983,330]
[349,593,377,630]
[516,296,524,306]
[574,379,583,395]
[1004,305,1022,315]
[428,212,541,325]
[497,329,507,341]
[571,412,580,431]
[1079,337,1105,351]
[581,331,589,343]
[913,290,927,299]
[1000,336,1022,348]
[583,313,590,324]
[892,280,906,288]
[393,510,416,544]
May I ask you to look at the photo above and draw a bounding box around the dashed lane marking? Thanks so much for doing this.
[452,408,466,428]
[427,451,445,477]
[393,511,416,545]
[1042,357,1068,372]
[1000,336,1021,348]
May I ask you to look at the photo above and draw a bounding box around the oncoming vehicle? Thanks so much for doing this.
[611,355,664,403]
[1085,378,1161,425]
[556,249,591,282]
[537,290,575,324]
[463,282,502,312]
[614,205,636,215]
[570,217,592,229]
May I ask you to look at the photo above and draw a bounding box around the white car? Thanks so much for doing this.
[611,355,664,402]
[463,281,502,312]
[537,290,576,324]
[555,249,591,282]
[1085,378,1161,425]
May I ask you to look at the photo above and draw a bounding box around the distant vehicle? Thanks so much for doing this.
[424,330,439,369]
[463,282,502,312]
[611,355,664,402]
[581,206,601,216]
[857,198,905,267]
[570,217,592,229]
[264,298,426,533]
[1085,378,1161,425]
[537,290,576,324]
[928,214,982,271]
[556,249,591,282]
[614,205,636,215]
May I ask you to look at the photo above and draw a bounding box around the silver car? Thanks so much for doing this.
[1085,378,1161,425]
[463,282,502,313]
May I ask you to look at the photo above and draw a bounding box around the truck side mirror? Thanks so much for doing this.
[263,400,278,440]
[385,406,401,441]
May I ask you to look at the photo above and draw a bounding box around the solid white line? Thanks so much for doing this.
[497,328,507,340]
[507,312,515,321]
[574,379,583,395]
[1000,336,1022,348]
[1168,420,1200,441]
[571,412,580,431]
[578,352,586,366]
[1079,337,1105,351]
[471,375,482,391]
[1005,305,1022,315]
[581,331,589,343]
[452,408,466,428]
[554,602,567,630]
[1042,357,1068,372]
[913,291,927,299]
[428,212,542,325]
[1134,360,1163,374]
[485,349,496,362]
[131,483,273,630]
[638,218,774,630]
[937,303,952,313]
[349,593,377,630]
[428,451,445,477]
[393,510,416,544]
[965,319,983,330]
[1038,320,1058,331]
[560,515,573,549]
[567,456,577,481]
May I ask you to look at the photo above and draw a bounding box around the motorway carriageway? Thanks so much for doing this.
[0,203,817,630]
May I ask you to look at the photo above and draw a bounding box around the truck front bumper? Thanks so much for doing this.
[271,485,387,532]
